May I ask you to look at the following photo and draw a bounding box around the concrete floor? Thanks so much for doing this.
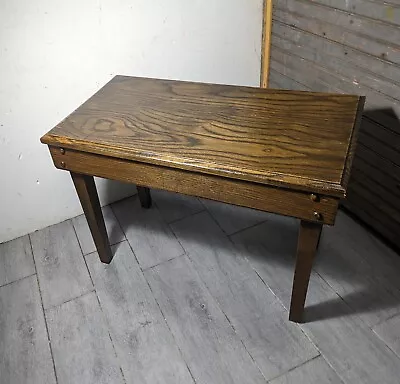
[1,189,400,384]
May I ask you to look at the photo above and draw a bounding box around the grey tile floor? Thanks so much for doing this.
[1,190,400,384]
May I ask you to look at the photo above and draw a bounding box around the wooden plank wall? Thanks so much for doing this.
[266,0,400,250]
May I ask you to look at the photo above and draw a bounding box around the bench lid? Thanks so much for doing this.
[41,76,364,198]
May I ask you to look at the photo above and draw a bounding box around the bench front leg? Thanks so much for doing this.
[289,220,322,322]
[71,172,113,264]
[137,186,152,208]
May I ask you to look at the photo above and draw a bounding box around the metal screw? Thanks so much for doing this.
[60,148,65,154]
[310,193,319,202]
[314,211,322,221]
[60,161,66,168]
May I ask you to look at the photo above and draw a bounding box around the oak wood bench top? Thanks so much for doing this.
[41,76,364,198]
[41,75,365,322]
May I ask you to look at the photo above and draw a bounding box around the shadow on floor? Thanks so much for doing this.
[110,190,400,324]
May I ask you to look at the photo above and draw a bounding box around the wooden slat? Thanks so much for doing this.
[361,117,400,154]
[352,155,400,197]
[272,20,400,86]
[269,0,400,253]
[49,147,340,224]
[274,0,400,62]
[271,46,400,116]
[342,197,400,249]
[356,144,400,183]
[269,69,312,91]
[308,0,400,26]
[272,32,400,101]
[351,165,400,209]
[348,182,400,225]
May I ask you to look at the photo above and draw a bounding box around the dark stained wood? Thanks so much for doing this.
[70,173,113,264]
[341,96,365,191]
[41,76,363,198]
[137,186,152,208]
[268,0,400,253]
[289,220,323,322]
[42,76,364,322]
[50,147,339,225]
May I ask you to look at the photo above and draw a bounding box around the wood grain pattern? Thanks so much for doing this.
[41,76,363,197]
[268,0,399,251]
[49,147,339,225]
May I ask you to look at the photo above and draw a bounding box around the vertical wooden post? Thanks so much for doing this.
[260,0,273,88]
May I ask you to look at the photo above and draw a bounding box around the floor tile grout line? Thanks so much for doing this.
[266,354,324,384]
[222,219,330,369]
[152,215,275,381]
[373,310,400,329]
[44,289,96,312]
[313,267,395,332]
[109,202,143,268]
[71,221,95,289]
[124,240,198,384]
[93,292,128,384]
[110,196,197,382]
[186,251,269,383]
[201,197,271,237]
[169,207,322,381]
[372,327,400,361]
[28,234,59,384]
[0,272,37,290]
[303,270,400,383]
[82,239,127,258]
[246,260,325,373]
[71,217,128,384]
[142,252,187,271]
[162,200,206,226]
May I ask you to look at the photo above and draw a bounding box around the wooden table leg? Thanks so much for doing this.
[137,186,152,208]
[289,220,322,322]
[71,172,113,264]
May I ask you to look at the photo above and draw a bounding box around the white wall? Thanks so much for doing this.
[0,0,263,243]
